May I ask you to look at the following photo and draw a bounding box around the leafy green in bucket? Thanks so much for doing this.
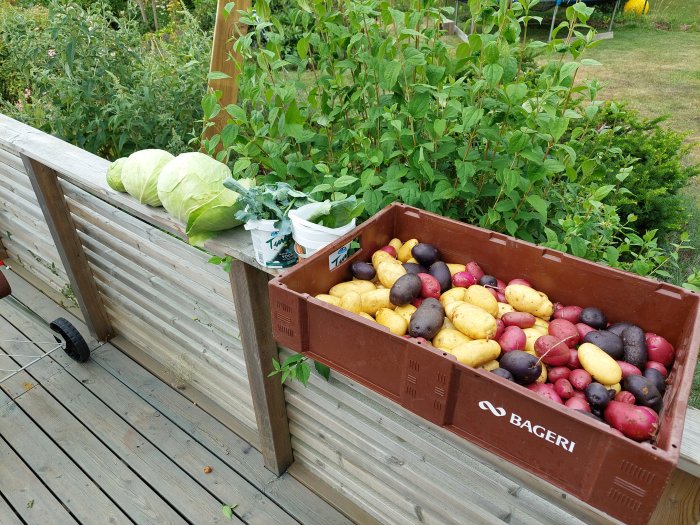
[307,197,364,228]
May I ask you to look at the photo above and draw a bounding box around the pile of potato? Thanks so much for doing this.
[315,238,677,442]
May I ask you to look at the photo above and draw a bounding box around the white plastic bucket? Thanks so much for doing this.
[245,219,298,268]
[289,203,357,260]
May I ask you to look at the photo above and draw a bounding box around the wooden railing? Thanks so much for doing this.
[1,113,698,524]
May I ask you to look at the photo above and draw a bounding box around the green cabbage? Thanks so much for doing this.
[106,157,127,193]
[120,149,174,206]
[157,152,254,246]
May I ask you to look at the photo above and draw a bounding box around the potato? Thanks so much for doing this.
[376,260,407,288]
[533,318,549,332]
[444,300,466,320]
[372,249,395,268]
[446,263,466,276]
[357,312,375,321]
[453,339,501,368]
[390,273,422,306]
[433,328,472,352]
[409,299,445,340]
[578,342,623,385]
[406,257,419,264]
[439,287,466,308]
[388,238,403,252]
[480,359,501,371]
[315,294,341,306]
[398,239,419,262]
[497,302,515,319]
[360,288,393,315]
[452,303,498,340]
[501,311,536,328]
[329,280,376,298]
[442,316,455,330]
[505,284,554,319]
[394,304,417,324]
[523,328,543,354]
[535,365,548,384]
[464,285,499,317]
[429,261,452,293]
[376,308,408,336]
[339,291,362,313]
[602,382,621,394]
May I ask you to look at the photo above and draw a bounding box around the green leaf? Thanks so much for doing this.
[433,119,447,137]
[222,504,238,519]
[526,194,549,219]
[580,58,602,67]
[403,47,426,66]
[408,92,431,118]
[201,93,219,120]
[207,71,231,80]
[570,236,588,257]
[483,63,503,86]
[381,61,402,90]
[483,42,500,64]
[296,37,309,60]
[426,65,446,86]
[333,175,358,189]
[462,107,484,130]
[297,362,311,386]
[314,361,331,381]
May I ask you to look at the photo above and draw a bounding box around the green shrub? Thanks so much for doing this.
[200,0,694,282]
[575,102,699,236]
[0,0,211,159]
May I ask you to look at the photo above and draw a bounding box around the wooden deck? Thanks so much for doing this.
[0,271,351,525]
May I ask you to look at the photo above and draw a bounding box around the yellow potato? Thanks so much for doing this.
[357,312,375,321]
[444,300,466,320]
[315,294,341,306]
[398,238,419,262]
[376,308,408,336]
[505,284,554,320]
[360,288,393,315]
[464,285,499,317]
[394,304,417,324]
[446,263,466,276]
[578,343,622,385]
[453,339,501,368]
[442,317,456,330]
[535,364,548,383]
[452,303,498,340]
[433,328,472,352]
[480,359,501,371]
[339,291,362,314]
[329,280,376,298]
[372,249,395,268]
[603,382,621,394]
[497,302,515,319]
[523,327,544,353]
[439,287,466,308]
[376,259,407,288]
[388,238,403,252]
[406,257,419,264]
[534,318,549,332]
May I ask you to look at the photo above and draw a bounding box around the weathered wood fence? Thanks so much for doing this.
[1,114,698,524]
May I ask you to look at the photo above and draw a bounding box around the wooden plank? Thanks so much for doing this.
[0,493,24,525]
[229,259,293,475]
[0,436,79,525]
[649,469,700,525]
[207,0,250,139]
[20,154,112,341]
[678,407,700,477]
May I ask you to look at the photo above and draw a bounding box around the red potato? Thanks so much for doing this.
[616,360,642,379]
[502,312,536,329]
[565,397,590,412]
[527,383,564,405]
[645,333,675,367]
[494,319,505,341]
[534,335,570,366]
[646,361,668,378]
[575,322,595,340]
[548,318,579,347]
[554,306,583,324]
[495,291,507,303]
[508,278,531,287]
[379,245,397,258]
[570,390,586,400]
[547,366,571,383]
[604,401,659,441]
[567,348,580,369]
[452,271,477,288]
[614,391,636,404]
[465,261,485,281]
[417,273,441,299]
[554,378,574,400]
[569,369,592,391]
[495,279,507,293]
[498,326,527,353]
[412,298,424,308]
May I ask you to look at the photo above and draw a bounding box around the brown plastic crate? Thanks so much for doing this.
[269,203,700,525]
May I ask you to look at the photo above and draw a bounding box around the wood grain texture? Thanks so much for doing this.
[20,154,112,341]
[649,469,700,525]
[229,260,294,475]
[0,492,24,525]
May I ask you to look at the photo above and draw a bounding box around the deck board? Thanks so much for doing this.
[0,270,350,525]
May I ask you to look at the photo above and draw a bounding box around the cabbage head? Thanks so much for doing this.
[120,149,174,206]
[157,152,254,246]
[106,158,127,193]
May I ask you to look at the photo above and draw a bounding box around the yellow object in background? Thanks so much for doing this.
[624,0,650,15]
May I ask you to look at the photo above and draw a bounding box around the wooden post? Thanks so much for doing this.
[21,154,113,342]
[229,260,293,475]
[206,0,250,138]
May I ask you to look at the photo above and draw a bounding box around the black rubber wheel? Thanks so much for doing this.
[50,318,90,363]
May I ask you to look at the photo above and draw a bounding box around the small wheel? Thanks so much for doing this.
[50,318,90,363]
